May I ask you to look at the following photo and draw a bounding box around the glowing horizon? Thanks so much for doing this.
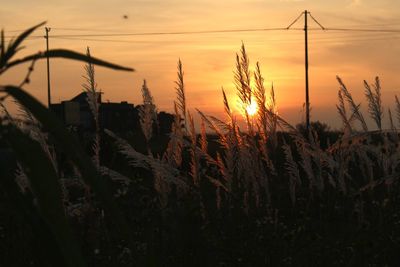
[2,0,400,129]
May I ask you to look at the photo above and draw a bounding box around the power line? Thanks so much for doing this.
[336,22,400,28]
[4,27,293,39]
[5,27,400,47]
[5,18,400,33]
[49,27,290,37]
[323,27,400,33]
[13,29,398,45]
[47,33,400,47]
[51,37,139,43]
[52,27,128,32]
[5,26,400,40]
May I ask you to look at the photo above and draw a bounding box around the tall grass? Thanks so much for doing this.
[2,24,400,265]
[110,46,399,265]
[82,47,101,168]
[0,23,133,267]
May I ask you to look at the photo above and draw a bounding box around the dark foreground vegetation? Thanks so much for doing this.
[1,23,400,266]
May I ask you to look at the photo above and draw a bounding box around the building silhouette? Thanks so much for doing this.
[50,92,174,134]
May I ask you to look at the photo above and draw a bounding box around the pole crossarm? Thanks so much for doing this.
[308,12,326,30]
[286,11,305,29]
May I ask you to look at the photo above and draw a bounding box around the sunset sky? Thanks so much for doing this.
[2,0,400,129]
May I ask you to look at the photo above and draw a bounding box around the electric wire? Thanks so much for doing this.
[4,26,400,40]
[4,27,292,39]
[4,12,400,44]
[47,31,398,45]
[323,27,400,33]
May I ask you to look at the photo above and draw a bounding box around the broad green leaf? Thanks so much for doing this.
[5,49,134,72]
[1,21,46,68]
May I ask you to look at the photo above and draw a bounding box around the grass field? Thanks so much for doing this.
[1,24,400,266]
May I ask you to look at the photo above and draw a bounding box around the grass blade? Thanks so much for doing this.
[1,21,46,68]
[5,49,134,71]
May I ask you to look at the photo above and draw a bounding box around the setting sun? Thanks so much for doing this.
[246,101,258,116]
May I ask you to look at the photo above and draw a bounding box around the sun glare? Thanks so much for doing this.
[246,101,258,116]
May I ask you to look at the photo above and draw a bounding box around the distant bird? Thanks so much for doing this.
[123,15,128,19]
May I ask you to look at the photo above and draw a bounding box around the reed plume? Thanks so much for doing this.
[175,59,187,133]
[235,43,253,133]
[82,47,100,168]
[337,76,368,132]
[364,77,383,130]
[395,95,400,127]
[139,79,157,153]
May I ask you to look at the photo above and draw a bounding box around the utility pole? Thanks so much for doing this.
[304,10,310,132]
[45,27,51,108]
[287,11,325,132]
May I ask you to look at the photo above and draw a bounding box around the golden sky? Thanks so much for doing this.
[2,0,400,129]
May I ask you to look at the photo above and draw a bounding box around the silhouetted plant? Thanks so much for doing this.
[2,27,400,266]
[0,22,133,267]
